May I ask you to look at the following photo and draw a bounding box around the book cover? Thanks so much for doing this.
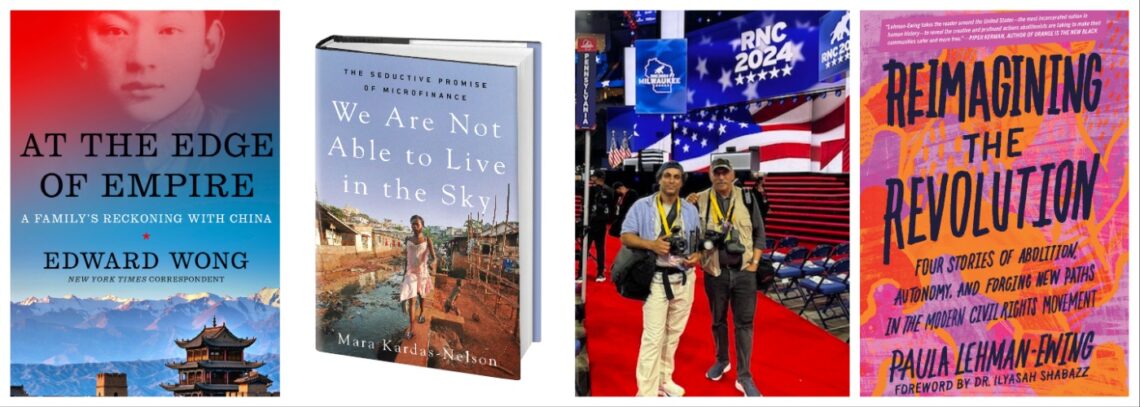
[860,10,1129,396]
[9,11,281,397]
[315,37,537,380]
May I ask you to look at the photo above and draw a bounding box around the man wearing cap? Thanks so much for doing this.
[620,161,701,397]
[694,157,766,396]
[608,181,640,238]
[587,170,615,282]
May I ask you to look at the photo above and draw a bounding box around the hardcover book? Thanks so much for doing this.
[9,11,281,396]
[860,10,1129,396]
[315,36,541,379]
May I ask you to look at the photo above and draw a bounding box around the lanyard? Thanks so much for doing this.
[656,195,680,237]
[708,191,735,226]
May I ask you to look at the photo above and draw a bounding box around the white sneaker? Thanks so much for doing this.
[658,381,685,397]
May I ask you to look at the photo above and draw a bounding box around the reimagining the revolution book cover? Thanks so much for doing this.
[859,10,1128,396]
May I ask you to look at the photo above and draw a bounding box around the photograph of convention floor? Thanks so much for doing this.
[573,10,852,397]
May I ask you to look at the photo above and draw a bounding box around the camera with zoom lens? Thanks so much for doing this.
[666,226,689,256]
[700,230,727,251]
[702,227,746,255]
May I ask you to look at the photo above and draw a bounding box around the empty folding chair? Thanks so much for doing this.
[763,236,799,262]
[769,247,809,303]
[800,244,833,276]
[797,259,850,329]
[824,242,849,267]
[762,238,776,256]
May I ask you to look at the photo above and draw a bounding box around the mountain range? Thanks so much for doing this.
[11,289,280,365]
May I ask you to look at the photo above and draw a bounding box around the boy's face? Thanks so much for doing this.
[80,11,221,123]
[658,168,683,197]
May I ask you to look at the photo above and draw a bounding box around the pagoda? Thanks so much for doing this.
[161,317,266,397]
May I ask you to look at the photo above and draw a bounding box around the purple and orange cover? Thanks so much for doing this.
[860,10,1128,396]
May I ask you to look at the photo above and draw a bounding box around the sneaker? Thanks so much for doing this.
[735,379,762,397]
[594,274,606,283]
[658,381,685,397]
[705,361,731,381]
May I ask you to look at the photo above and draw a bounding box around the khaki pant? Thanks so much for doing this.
[635,270,695,396]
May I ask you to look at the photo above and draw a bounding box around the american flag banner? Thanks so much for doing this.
[810,89,849,173]
[670,104,758,170]
[667,90,849,173]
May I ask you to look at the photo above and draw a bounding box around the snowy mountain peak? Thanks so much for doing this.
[175,292,213,301]
[97,294,134,303]
[252,287,280,307]
[19,296,41,306]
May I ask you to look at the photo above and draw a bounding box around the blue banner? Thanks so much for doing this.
[819,10,851,80]
[576,52,597,129]
[686,11,825,108]
[633,10,658,25]
[635,39,688,114]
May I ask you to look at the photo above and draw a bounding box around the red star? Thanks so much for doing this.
[143,233,151,240]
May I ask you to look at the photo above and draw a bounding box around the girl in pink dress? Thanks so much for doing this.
[401,215,437,339]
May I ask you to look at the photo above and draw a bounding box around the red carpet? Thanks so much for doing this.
[583,235,848,396]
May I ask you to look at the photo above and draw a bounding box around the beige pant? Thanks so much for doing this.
[635,270,695,396]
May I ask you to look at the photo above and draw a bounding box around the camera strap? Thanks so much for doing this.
[657,267,688,300]
[706,191,736,227]
[656,195,680,237]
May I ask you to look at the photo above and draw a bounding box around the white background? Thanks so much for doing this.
[1,0,1137,406]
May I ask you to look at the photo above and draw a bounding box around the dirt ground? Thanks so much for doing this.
[430,275,521,379]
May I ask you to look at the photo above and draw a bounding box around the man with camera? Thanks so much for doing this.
[619,161,701,397]
[609,182,640,239]
[588,170,616,282]
[693,157,766,397]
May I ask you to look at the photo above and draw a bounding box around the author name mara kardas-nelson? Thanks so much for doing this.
[334,330,500,368]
